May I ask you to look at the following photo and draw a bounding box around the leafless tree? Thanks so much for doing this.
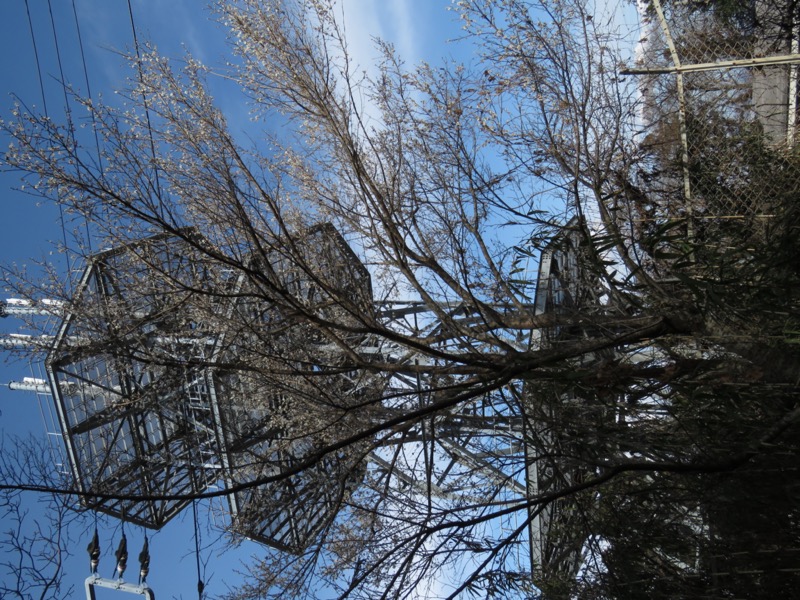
[0,436,89,600]
[2,0,800,598]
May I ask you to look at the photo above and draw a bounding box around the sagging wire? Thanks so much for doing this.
[70,0,99,253]
[23,0,48,116]
[126,0,166,220]
[45,0,77,293]
[24,0,74,293]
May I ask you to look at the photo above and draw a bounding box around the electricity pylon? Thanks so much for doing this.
[1,224,542,561]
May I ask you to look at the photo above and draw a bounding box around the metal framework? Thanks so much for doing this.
[526,218,616,581]
[2,226,377,552]
[1,222,568,575]
[85,576,155,600]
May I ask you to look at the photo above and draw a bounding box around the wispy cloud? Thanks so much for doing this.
[335,0,421,73]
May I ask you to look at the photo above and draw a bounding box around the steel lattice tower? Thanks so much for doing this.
[1,222,579,568]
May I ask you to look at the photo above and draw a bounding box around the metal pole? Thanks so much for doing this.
[650,0,694,245]
[788,20,798,146]
[622,52,800,75]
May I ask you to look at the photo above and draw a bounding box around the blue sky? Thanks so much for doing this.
[0,2,469,599]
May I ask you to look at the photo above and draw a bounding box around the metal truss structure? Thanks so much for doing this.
[1,224,542,559]
[2,226,373,552]
[2,223,613,600]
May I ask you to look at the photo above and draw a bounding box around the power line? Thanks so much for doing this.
[25,0,75,291]
[126,0,165,217]
[24,0,48,115]
[70,0,99,252]
[45,0,76,292]
[47,0,74,128]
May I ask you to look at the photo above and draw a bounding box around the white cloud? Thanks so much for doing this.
[336,0,419,72]
[589,0,642,62]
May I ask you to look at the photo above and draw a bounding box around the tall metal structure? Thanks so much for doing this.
[525,218,614,582]
[2,223,538,563]
[2,225,375,552]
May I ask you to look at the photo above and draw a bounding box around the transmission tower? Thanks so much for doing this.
[1,223,562,573]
